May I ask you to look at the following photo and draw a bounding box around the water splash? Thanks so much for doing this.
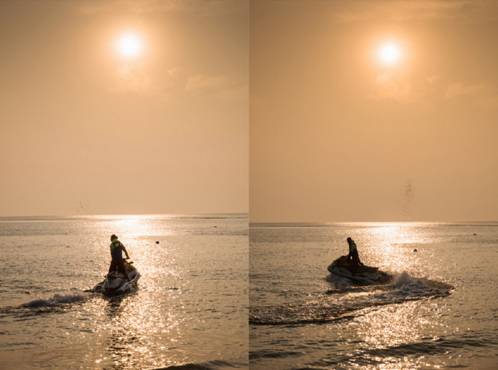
[20,293,89,309]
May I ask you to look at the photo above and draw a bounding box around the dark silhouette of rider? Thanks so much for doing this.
[346,237,363,266]
[108,234,130,278]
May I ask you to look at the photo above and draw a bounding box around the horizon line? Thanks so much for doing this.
[0,212,249,219]
[250,220,498,227]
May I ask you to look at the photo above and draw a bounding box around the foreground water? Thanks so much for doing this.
[250,222,498,369]
[0,214,248,370]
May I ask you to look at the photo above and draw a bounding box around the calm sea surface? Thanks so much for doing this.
[0,214,248,370]
[250,222,498,369]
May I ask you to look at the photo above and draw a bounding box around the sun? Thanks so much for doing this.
[377,41,402,66]
[115,32,143,59]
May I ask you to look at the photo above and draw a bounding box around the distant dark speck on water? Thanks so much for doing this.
[156,241,160,244]
[413,249,418,252]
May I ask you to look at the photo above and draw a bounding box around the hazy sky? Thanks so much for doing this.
[251,0,498,222]
[0,0,248,216]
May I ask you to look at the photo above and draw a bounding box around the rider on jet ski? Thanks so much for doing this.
[327,238,391,285]
[108,234,130,279]
[346,237,363,267]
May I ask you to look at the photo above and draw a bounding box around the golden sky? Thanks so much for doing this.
[2,0,497,220]
[250,0,498,222]
[0,0,248,216]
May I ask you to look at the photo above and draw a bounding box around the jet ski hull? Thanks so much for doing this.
[93,261,141,296]
[327,255,392,285]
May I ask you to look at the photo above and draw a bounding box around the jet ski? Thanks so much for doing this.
[327,255,392,285]
[92,260,141,296]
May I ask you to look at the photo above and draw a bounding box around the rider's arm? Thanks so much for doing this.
[122,245,130,259]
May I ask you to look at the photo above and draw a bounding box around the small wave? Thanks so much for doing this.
[250,350,305,360]
[250,272,453,326]
[154,359,245,370]
[250,304,357,326]
[21,293,88,309]
[303,332,497,368]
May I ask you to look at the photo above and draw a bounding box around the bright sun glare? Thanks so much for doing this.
[377,42,402,66]
[116,32,143,59]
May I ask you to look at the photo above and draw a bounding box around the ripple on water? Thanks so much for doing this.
[154,359,247,370]
[302,332,498,369]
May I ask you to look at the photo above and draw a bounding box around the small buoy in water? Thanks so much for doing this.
[156,241,160,244]
[413,249,418,252]
[473,233,477,236]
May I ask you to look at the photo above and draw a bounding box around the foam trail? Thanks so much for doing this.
[251,272,453,326]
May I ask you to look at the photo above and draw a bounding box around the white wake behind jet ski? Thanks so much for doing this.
[93,260,141,296]
[327,255,392,285]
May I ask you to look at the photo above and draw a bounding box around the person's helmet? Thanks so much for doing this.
[110,234,118,241]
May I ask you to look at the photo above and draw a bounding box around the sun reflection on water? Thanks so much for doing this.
[347,300,450,369]
[88,261,190,368]
[359,223,432,273]
[85,217,188,368]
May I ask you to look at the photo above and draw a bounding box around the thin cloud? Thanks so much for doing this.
[335,0,498,23]
[372,70,413,102]
[185,74,245,100]
[445,81,498,108]
[445,82,487,99]
[185,74,228,94]
[77,0,244,17]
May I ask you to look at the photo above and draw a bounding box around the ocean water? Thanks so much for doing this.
[250,222,498,369]
[0,214,248,370]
